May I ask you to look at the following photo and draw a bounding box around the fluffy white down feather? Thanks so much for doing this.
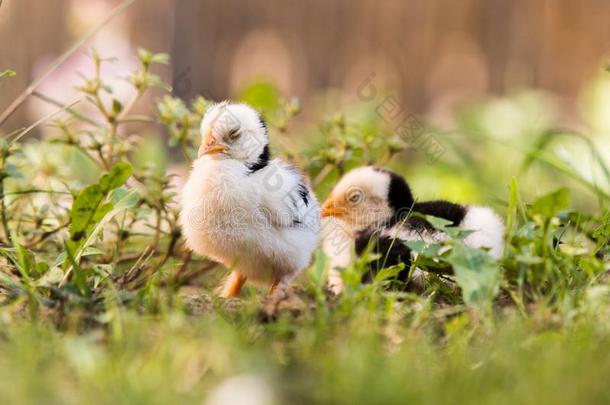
[180,156,320,286]
[460,206,505,259]
[321,217,353,294]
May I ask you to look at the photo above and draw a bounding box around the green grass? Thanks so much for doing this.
[2,292,610,404]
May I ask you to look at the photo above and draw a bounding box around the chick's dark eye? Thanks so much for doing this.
[346,187,364,205]
[227,128,241,141]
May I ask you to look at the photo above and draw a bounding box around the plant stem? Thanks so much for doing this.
[0,162,10,245]
[313,163,333,187]
[152,207,162,251]
[32,91,103,128]
[8,100,82,145]
[1,189,72,197]
[0,0,138,127]
[106,88,143,167]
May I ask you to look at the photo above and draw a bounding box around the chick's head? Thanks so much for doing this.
[321,166,414,229]
[198,102,268,166]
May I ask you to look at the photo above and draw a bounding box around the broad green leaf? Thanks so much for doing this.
[423,215,472,239]
[99,162,132,191]
[69,184,105,241]
[405,240,443,256]
[69,162,132,243]
[70,188,139,264]
[531,188,570,218]
[421,215,452,230]
[59,187,139,286]
[447,242,500,310]
[110,187,140,208]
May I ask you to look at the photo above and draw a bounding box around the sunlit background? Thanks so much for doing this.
[2,0,610,210]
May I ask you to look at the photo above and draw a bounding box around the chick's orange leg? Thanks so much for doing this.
[268,276,290,299]
[220,271,247,298]
[268,279,281,296]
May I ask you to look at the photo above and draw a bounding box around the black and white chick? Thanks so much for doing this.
[321,166,504,293]
[180,102,320,298]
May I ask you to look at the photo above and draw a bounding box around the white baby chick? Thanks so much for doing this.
[321,166,504,292]
[180,102,320,297]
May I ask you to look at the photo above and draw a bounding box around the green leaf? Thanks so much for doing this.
[405,240,443,257]
[13,237,35,282]
[447,242,500,310]
[69,185,105,242]
[422,215,472,239]
[531,188,570,218]
[34,261,50,277]
[112,99,123,115]
[0,69,16,78]
[69,162,132,244]
[58,187,139,286]
[99,162,132,191]
[109,187,140,208]
[373,263,405,284]
[71,188,139,261]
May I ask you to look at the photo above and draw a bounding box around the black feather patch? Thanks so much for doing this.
[413,200,467,227]
[258,114,268,133]
[355,229,453,289]
[246,144,270,173]
[355,230,413,284]
[373,168,415,226]
[297,183,309,207]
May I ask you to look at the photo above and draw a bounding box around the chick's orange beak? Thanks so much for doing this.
[198,129,228,157]
[321,196,347,218]
[198,144,227,157]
